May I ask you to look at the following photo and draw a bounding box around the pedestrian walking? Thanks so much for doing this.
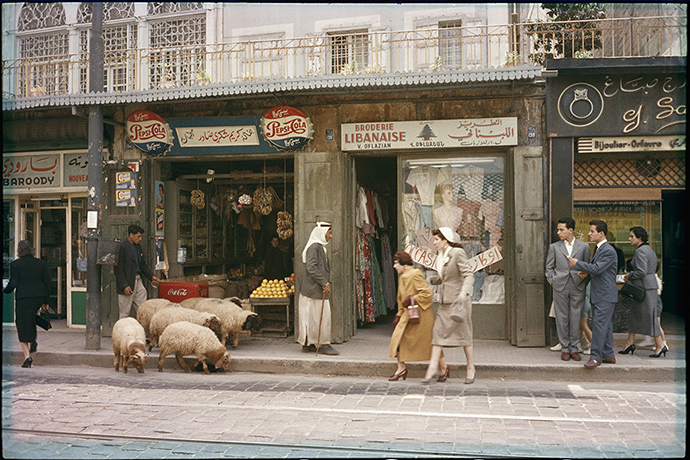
[422,227,475,384]
[619,226,667,358]
[114,224,160,320]
[387,251,434,381]
[3,240,51,368]
[545,217,590,362]
[297,222,338,355]
[568,220,618,369]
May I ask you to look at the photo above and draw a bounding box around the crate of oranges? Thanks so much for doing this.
[250,278,295,304]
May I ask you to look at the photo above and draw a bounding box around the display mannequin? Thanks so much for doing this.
[433,184,463,231]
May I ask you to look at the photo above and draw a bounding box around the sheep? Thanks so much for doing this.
[190,298,262,348]
[136,298,178,338]
[157,321,231,374]
[148,306,222,351]
[112,317,148,374]
[179,297,206,309]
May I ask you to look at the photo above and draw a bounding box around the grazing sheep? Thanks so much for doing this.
[157,321,231,374]
[148,306,222,350]
[136,298,178,338]
[190,298,262,347]
[112,317,148,374]
[179,297,204,309]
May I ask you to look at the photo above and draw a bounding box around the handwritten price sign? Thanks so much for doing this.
[467,246,503,273]
[403,244,438,269]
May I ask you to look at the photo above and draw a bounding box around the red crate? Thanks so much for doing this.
[158,281,209,303]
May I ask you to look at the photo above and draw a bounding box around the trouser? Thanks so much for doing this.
[590,301,616,362]
[118,274,147,319]
[554,277,585,353]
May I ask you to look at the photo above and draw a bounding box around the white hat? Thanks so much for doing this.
[439,227,455,243]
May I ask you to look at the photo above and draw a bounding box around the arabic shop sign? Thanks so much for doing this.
[260,106,313,151]
[175,125,260,147]
[126,110,174,155]
[64,153,89,186]
[3,155,60,189]
[341,118,518,151]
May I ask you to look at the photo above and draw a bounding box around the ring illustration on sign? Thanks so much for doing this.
[569,88,594,119]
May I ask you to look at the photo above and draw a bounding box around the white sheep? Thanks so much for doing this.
[112,317,148,374]
[157,321,231,374]
[179,297,204,309]
[148,306,222,351]
[190,298,262,347]
[136,298,178,338]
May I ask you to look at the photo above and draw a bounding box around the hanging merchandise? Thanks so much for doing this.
[276,211,293,240]
[253,187,273,215]
[238,193,252,207]
[191,189,205,209]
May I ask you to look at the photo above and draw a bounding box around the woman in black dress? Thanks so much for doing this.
[3,240,51,367]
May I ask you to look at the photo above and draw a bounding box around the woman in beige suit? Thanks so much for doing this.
[387,251,434,381]
[422,227,476,384]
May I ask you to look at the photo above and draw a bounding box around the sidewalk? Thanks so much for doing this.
[3,316,685,383]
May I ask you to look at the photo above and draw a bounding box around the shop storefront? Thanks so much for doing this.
[3,150,91,327]
[547,57,686,325]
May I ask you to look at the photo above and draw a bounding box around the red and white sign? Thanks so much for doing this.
[403,244,438,269]
[260,106,313,151]
[126,110,174,155]
[158,281,209,303]
[467,246,503,272]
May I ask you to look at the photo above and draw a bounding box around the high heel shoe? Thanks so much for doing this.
[618,344,636,355]
[649,345,668,358]
[437,367,450,382]
[21,357,33,368]
[388,368,408,381]
[465,369,476,385]
[421,371,440,384]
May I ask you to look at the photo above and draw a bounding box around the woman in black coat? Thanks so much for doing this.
[3,240,51,367]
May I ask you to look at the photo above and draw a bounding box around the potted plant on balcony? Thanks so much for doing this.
[158,65,175,89]
[195,61,212,85]
[427,56,443,71]
[29,85,46,97]
[340,61,358,75]
[504,51,522,67]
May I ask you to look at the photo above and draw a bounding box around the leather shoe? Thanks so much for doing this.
[570,352,582,361]
[302,344,316,353]
[317,345,339,355]
[561,352,571,361]
[602,357,616,364]
[584,359,600,369]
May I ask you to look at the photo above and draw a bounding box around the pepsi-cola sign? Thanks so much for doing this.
[126,110,174,155]
[260,106,313,151]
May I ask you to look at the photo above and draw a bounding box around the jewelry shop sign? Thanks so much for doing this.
[341,118,517,151]
[578,135,685,153]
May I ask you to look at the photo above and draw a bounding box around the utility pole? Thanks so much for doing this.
[86,2,104,350]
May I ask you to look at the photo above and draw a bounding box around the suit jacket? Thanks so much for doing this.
[627,244,658,290]
[546,238,590,292]
[300,243,330,300]
[574,241,618,305]
[114,239,155,295]
[435,247,474,304]
[3,255,51,302]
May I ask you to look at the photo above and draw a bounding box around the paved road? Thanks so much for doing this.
[2,365,686,458]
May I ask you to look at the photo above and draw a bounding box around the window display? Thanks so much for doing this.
[402,156,505,304]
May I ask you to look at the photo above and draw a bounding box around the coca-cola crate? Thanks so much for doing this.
[158,281,209,303]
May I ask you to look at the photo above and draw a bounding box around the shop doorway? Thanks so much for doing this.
[661,190,685,316]
[354,156,398,326]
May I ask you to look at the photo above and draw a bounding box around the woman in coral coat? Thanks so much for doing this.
[387,251,434,381]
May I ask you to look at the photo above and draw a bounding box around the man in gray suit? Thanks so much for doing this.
[568,220,618,369]
[546,218,590,361]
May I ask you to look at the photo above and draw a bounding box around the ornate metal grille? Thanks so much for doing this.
[147,2,203,15]
[149,16,206,87]
[574,158,686,187]
[77,2,135,23]
[17,3,66,31]
[17,33,69,95]
[328,30,369,74]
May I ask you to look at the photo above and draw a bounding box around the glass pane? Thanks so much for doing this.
[3,200,15,285]
[401,155,505,304]
[71,197,87,288]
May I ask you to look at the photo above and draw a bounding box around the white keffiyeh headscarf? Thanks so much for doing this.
[302,222,332,263]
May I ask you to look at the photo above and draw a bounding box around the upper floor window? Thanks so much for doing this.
[328,29,369,74]
[17,2,66,31]
[439,20,463,69]
[148,2,204,15]
[77,2,135,23]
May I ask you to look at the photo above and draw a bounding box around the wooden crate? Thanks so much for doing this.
[250,297,293,337]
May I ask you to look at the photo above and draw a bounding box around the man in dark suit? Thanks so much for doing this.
[546,217,590,361]
[115,224,160,319]
[568,220,618,369]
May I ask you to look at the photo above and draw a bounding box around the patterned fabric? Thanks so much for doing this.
[482,173,503,200]
[368,234,387,318]
[454,165,484,202]
[480,199,503,247]
[380,233,397,310]
[406,166,438,206]
[355,231,375,323]
[457,199,482,238]
[401,194,421,244]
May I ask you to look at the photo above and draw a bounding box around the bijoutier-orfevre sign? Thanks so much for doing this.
[341,118,517,151]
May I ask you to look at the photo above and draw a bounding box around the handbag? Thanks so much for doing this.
[621,282,645,302]
[407,304,420,325]
[35,314,52,331]
[450,294,470,322]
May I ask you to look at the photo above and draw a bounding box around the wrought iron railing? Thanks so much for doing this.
[2,16,686,99]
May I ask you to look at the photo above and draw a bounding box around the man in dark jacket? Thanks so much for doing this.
[114,224,160,319]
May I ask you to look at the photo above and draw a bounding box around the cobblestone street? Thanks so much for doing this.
[2,366,686,458]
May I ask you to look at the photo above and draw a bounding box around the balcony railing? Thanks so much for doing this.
[2,16,686,99]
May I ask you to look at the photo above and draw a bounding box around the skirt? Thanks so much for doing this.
[15,297,43,343]
[628,288,660,336]
[432,301,473,347]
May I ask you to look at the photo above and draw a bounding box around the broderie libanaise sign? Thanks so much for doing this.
[260,106,313,151]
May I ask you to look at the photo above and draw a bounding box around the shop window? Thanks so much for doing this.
[71,198,88,288]
[402,156,505,304]
[3,200,15,285]
[574,201,662,275]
